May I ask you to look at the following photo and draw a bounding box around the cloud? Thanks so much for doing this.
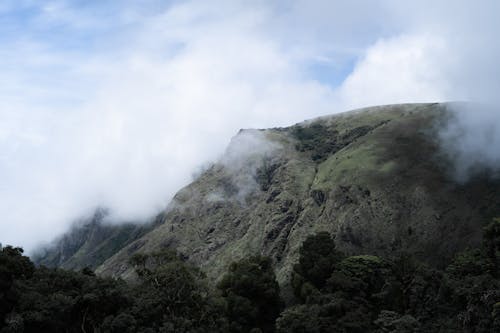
[333,1,500,181]
[335,34,449,109]
[439,103,500,181]
[0,0,337,251]
[394,0,500,180]
[1,0,500,251]
[219,129,281,202]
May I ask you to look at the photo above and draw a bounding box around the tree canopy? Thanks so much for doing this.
[2,218,500,332]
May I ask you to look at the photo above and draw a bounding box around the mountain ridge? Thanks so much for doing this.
[35,103,500,296]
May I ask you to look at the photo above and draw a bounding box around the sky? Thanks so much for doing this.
[1,0,500,251]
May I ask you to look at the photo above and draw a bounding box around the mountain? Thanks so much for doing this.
[35,103,500,294]
[34,208,156,270]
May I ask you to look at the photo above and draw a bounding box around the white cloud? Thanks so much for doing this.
[0,0,337,251]
[1,0,500,251]
[336,34,449,109]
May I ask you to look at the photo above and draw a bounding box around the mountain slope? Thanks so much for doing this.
[34,209,155,270]
[88,103,500,290]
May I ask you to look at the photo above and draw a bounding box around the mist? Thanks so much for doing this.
[220,130,281,203]
[398,0,500,181]
[439,103,500,181]
[1,0,500,252]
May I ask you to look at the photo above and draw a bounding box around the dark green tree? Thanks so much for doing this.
[128,249,226,332]
[483,218,500,275]
[218,255,282,333]
[275,304,321,333]
[0,246,34,326]
[292,232,344,301]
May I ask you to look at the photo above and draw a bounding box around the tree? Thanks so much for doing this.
[218,255,282,333]
[276,304,321,333]
[292,232,344,301]
[128,249,226,332]
[0,246,34,326]
[483,218,500,275]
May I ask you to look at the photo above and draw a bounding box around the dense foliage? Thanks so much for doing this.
[0,248,281,332]
[279,220,500,333]
[292,123,373,162]
[217,255,282,332]
[1,218,499,332]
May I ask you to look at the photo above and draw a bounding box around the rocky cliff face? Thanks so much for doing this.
[37,103,500,292]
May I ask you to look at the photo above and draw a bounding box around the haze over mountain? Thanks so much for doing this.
[2,1,500,256]
[3,2,500,332]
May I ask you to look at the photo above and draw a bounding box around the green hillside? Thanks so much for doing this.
[87,103,500,290]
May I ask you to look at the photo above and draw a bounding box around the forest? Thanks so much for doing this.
[1,218,499,332]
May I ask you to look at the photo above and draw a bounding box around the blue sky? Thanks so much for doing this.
[0,0,394,109]
[1,0,500,251]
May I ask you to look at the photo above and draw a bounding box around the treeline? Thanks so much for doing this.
[1,218,500,332]
[0,247,280,332]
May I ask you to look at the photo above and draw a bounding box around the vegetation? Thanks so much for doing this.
[279,222,500,332]
[292,123,342,162]
[33,212,154,271]
[2,218,500,332]
[218,255,282,332]
[291,123,373,162]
